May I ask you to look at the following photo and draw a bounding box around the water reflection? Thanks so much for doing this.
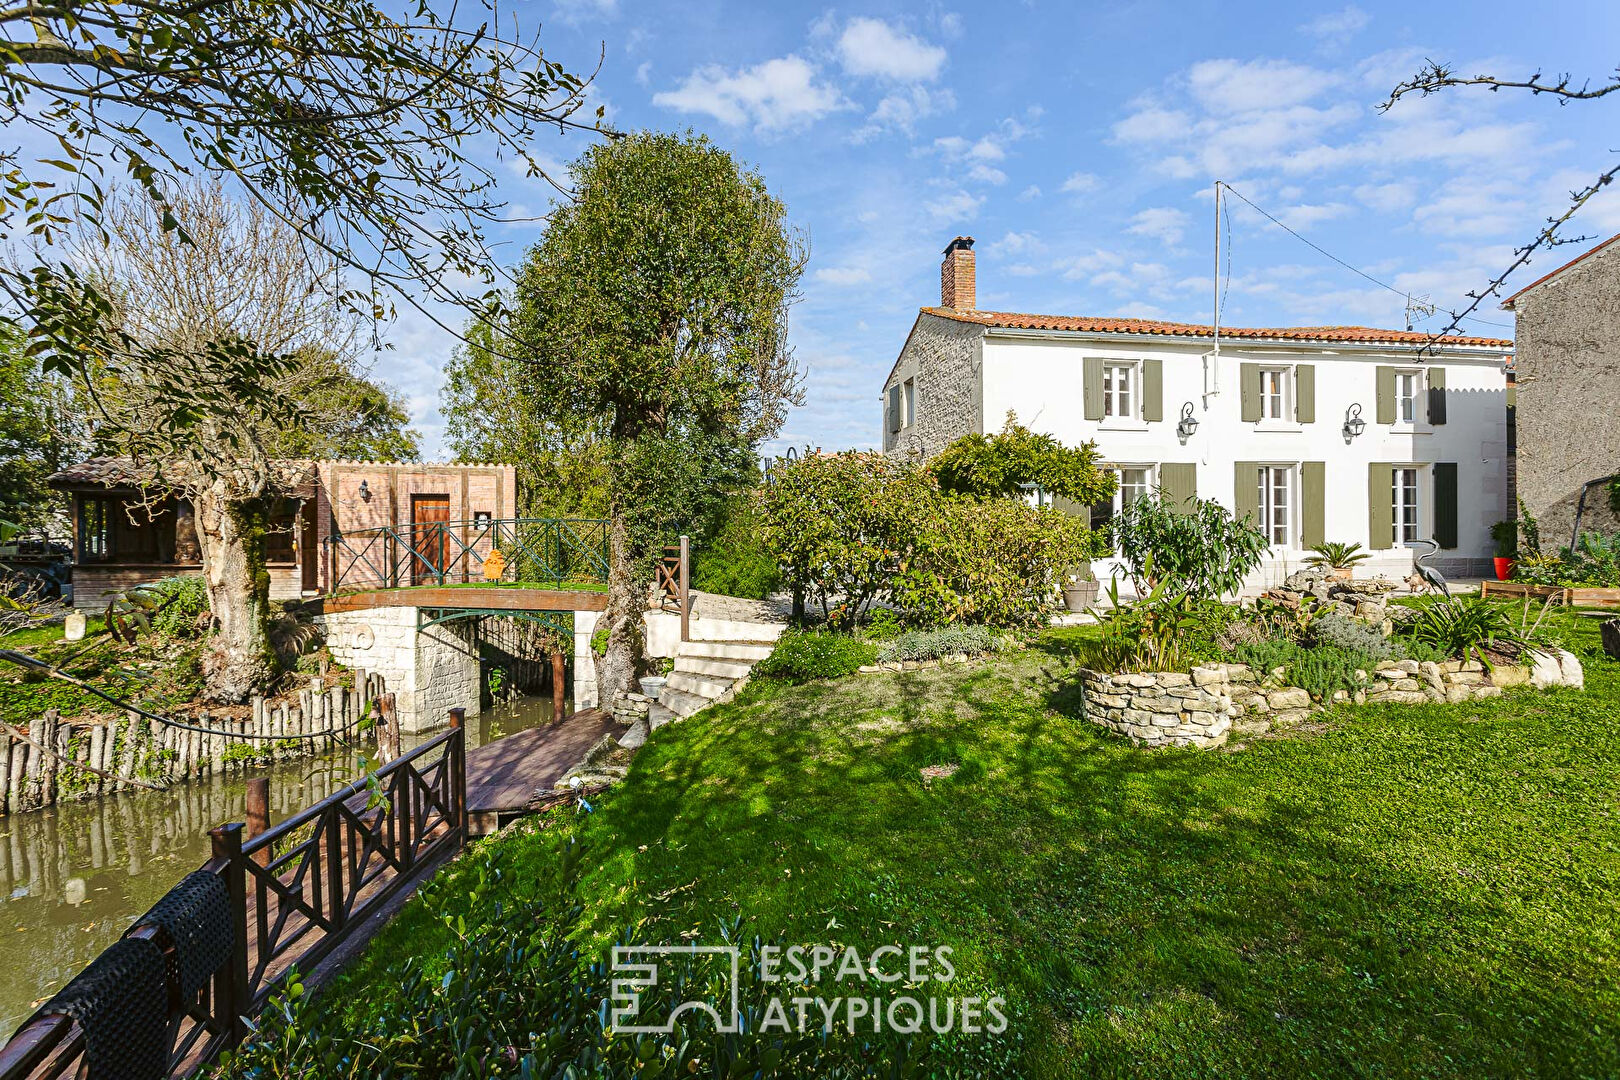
[0,695,554,1035]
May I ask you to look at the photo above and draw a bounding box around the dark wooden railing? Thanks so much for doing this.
[327,516,611,593]
[0,723,467,1080]
[656,535,691,642]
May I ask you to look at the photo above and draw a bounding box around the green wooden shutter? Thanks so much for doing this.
[1142,359,1163,422]
[1427,367,1447,425]
[1376,366,1395,424]
[1367,463,1393,548]
[1295,364,1315,423]
[1301,462,1325,549]
[1233,462,1260,525]
[1159,462,1196,510]
[1240,363,1261,423]
[1083,356,1104,420]
[1433,462,1458,549]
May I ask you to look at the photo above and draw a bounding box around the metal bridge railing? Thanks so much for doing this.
[326,517,611,593]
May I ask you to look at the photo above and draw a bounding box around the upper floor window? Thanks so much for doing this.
[1259,367,1292,422]
[1395,370,1421,424]
[1103,362,1136,419]
[903,378,916,427]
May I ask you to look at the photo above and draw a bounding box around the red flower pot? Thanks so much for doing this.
[1494,557,1515,581]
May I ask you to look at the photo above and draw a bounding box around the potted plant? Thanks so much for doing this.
[1305,541,1371,581]
[1062,564,1099,612]
[1489,519,1517,581]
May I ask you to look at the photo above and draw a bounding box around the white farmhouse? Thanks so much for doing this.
[882,237,1514,587]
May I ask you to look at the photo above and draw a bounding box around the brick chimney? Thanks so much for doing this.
[940,236,975,310]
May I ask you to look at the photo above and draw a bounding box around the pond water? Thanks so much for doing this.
[0,695,556,1037]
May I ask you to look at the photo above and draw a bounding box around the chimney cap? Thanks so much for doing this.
[943,235,975,255]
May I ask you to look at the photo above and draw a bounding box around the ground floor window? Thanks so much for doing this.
[1393,467,1421,544]
[77,497,110,561]
[1257,465,1292,547]
[1090,465,1155,532]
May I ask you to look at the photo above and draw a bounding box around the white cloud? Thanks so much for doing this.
[634,61,652,87]
[1018,184,1042,201]
[1126,207,1190,246]
[836,17,947,83]
[813,265,874,286]
[857,86,954,139]
[925,188,984,222]
[1186,58,1337,115]
[1354,181,1418,213]
[1300,5,1370,40]
[1060,171,1101,194]
[653,56,844,131]
[991,231,1046,256]
[968,163,1007,185]
[1277,202,1353,229]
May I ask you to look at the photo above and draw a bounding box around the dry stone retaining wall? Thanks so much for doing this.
[1082,649,1584,749]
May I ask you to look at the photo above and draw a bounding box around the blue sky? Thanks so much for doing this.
[387,0,1620,459]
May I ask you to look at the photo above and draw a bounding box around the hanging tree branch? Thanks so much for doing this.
[1379,59,1620,349]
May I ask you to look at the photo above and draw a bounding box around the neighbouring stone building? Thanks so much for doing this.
[50,457,516,607]
[882,236,1515,586]
[1502,232,1620,550]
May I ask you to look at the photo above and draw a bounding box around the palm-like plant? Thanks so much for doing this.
[1305,541,1372,572]
[1407,597,1525,668]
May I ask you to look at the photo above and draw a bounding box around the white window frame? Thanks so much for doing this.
[1391,465,1426,547]
[1393,368,1425,427]
[1113,464,1155,515]
[1257,365,1294,426]
[1101,360,1139,423]
[902,377,916,428]
[1256,464,1295,548]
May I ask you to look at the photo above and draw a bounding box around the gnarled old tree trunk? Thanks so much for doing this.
[193,486,276,703]
[594,512,644,708]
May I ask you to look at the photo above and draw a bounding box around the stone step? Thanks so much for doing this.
[618,718,649,750]
[689,617,788,644]
[666,670,736,699]
[648,703,677,730]
[674,655,755,680]
[657,686,711,718]
[677,640,774,662]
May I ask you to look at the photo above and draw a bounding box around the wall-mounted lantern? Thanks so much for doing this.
[1343,403,1367,439]
[1176,401,1200,441]
[358,479,372,501]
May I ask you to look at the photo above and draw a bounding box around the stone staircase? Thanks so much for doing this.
[621,616,785,748]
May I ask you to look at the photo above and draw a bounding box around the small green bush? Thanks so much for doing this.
[690,498,780,600]
[753,630,877,683]
[1234,637,1382,701]
[146,576,211,638]
[876,625,1006,664]
[1311,613,1402,661]
[863,607,903,640]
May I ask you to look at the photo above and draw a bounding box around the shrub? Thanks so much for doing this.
[876,625,1006,664]
[753,630,878,683]
[893,496,1103,628]
[1233,636,1381,701]
[1311,613,1401,661]
[1514,530,1620,587]
[1405,598,1524,664]
[1305,541,1371,572]
[1111,495,1268,602]
[690,497,779,600]
[928,414,1116,504]
[863,607,903,640]
[145,576,211,638]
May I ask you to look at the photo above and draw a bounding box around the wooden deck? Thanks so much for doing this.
[464,708,624,834]
[325,585,609,614]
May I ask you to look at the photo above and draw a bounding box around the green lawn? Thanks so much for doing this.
[333,607,1620,1078]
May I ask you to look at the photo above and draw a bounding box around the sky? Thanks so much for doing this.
[380,0,1620,459]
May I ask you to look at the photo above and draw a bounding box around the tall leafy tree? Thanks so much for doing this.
[509,132,806,704]
[76,181,420,701]
[0,324,90,533]
[1,1,601,436]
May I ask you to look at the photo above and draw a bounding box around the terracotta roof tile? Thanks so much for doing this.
[921,307,1512,349]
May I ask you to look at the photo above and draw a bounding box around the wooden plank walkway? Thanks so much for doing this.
[464,708,623,834]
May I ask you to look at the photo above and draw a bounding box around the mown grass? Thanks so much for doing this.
[335,605,1620,1078]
